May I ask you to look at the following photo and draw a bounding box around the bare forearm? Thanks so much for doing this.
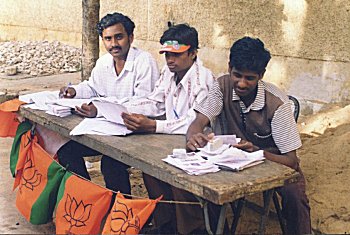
[263,150,299,170]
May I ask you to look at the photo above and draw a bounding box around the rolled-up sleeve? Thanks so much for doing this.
[194,80,223,123]
[271,102,302,153]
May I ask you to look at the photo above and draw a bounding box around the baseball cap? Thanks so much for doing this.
[159,40,191,54]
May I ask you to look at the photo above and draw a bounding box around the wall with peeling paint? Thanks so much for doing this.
[0,0,349,113]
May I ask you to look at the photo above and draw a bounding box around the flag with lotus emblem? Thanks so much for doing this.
[55,172,113,234]
[102,192,161,235]
[9,121,32,177]
[0,99,26,137]
[15,130,65,224]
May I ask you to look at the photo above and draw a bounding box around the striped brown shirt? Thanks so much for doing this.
[195,76,302,154]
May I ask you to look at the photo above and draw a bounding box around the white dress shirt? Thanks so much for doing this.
[73,47,159,99]
[125,59,215,134]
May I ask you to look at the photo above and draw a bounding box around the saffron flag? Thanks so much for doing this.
[102,193,162,235]
[15,133,65,224]
[0,99,26,137]
[9,121,32,177]
[13,130,37,190]
[55,172,113,234]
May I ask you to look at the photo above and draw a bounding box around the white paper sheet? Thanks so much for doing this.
[47,98,93,108]
[19,91,59,110]
[70,117,132,136]
[92,100,128,124]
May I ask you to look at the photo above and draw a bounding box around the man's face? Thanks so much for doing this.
[229,67,262,97]
[164,51,195,74]
[101,23,133,60]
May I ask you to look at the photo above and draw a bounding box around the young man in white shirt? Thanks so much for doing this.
[57,12,159,195]
[121,24,214,134]
[121,24,215,233]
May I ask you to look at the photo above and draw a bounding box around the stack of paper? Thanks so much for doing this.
[162,152,220,175]
[45,98,95,117]
[198,146,265,172]
[46,104,72,117]
[193,135,265,171]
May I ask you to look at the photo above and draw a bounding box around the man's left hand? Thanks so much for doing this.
[74,103,97,118]
[121,113,156,133]
[234,139,259,152]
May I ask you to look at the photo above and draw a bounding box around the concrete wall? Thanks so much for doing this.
[1,0,349,113]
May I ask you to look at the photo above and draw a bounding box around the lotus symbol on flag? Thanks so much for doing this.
[110,200,141,234]
[21,155,42,191]
[64,194,92,231]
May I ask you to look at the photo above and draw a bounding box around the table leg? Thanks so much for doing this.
[231,198,245,234]
[195,196,228,235]
[215,203,228,234]
[258,189,274,235]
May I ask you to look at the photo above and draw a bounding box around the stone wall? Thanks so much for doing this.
[1,0,349,113]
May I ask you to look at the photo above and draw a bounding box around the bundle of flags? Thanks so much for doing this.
[0,99,161,234]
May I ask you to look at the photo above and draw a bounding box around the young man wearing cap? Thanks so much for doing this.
[121,23,215,233]
[186,37,311,234]
[56,12,159,195]
[121,24,214,135]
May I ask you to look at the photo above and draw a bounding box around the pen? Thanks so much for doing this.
[173,108,180,119]
[60,82,72,98]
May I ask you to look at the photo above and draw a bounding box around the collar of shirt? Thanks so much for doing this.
[104,47,138,74]
[231,80,265,113]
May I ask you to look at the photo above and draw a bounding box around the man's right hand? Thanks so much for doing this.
[186,133,214,152]
[59,86,76,98]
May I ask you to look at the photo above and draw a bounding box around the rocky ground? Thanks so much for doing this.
[0,41,349,234]
[0,41,81,77]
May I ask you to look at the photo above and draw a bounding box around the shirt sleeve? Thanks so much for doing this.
[133,53,160,97]
[194,80,223,122]
[73,66,99,99]
[124,71,167,116]
[271,102,302,154]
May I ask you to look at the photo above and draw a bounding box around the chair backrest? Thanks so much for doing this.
[288,95,300,122]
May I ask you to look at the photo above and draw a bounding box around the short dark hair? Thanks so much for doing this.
[229,37,271,74]
[97,12,135,37]
[160,23,199,53]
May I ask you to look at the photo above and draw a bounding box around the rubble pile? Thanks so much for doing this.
[0,41,81,76]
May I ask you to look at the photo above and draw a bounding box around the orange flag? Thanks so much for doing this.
[55,172,113,234]
[15,134,65,224]
[13,130,36,190]
[0,99,26,137]
[102,193,162,235]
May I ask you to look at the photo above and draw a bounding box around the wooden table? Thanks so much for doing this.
[19,106,299,234]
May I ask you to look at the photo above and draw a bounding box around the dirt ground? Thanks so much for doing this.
[0,72,349,234]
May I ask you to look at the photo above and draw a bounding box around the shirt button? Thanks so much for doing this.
[174,94,177,97]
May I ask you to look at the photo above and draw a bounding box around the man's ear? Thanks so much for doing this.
[259,69,266,80]
[189,50,197,60]
[128,34,134,44]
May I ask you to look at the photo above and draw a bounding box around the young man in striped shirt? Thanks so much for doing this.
[186,37,311,234]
